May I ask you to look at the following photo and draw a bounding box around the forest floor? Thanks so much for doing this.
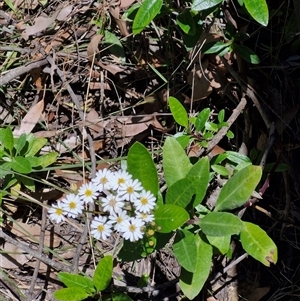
[1,0,300,301]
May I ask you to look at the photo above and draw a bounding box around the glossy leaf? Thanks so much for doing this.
[243,0,269,26]
[11,157,32,174]
[173,229,197,272]
[93,255,113,291]
[200,212,244,237]
[127,142,158,195]
[206,234,231,254]
[234,44,260,64]
[163,137,192,187]
[203,41,231,54]
[132,0,163,35]
[187,157,210,206]
[0,127,14,153]
[14,133,27,155]
[166,176,200,208]
[177,9,196,35]
[104,30,125,60]
[26,137,47,156]
[211,165,230,176]
[192,0,223,11]
[179,234,212,299]
[169,97,189,128]
[214,165,262,212]
[38,152,59,168]
[53,287,89,301]
[195,108,210,132]
[240,222,277,266]
[58,273,95,291]
[112,292,134,301]
[155,204,189,233]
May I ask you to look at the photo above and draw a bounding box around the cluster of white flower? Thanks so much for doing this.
[48,169,156,242]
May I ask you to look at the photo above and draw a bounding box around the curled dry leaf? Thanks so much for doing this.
[13,99,44,137]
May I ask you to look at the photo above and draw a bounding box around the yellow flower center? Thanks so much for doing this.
[109,198,117,207]
[85,189,93,197]
[141,197,148,205]
[116,217,123,223]
[118,178,125,185]
[69,202,76,209]
[97,225,105,232]
[127,186,134,194]
[129,224,136,232]
[56,208,63,215]
[100,177,108,184]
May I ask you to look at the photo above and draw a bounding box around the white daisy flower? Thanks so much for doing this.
[91,168,114,192]
[133,190,156,213]
[109,210,129,231]
[120,217,145,242]
[61,193,84,218]
[102,194,124,215]
[118,179,143,202]
[136,212,155,223]
[78,182,99,204]
[110,170,132,190]
[48,202,66,223]
[90,216,113,241]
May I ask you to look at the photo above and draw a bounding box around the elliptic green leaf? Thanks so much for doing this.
[179,234,212,299]
[234,44,260,64]
[0,127,14,153]
[211,165,230,176]
[187,157,210,206]
[214,165,262,212]
[206,234,231,254]
[53,287,90,301]
[25,137,47,156]
[14,133,27,155]
[195,108,210,132]
[166,176,200,208]
[11,157,32,174]
[38,152,58,168]
[192,0,223,11]
[104,30,125,61]
[200,212,244,237]
[243,0,269,26]
[163,137,192,187]
[93,255,113,292]
[177,9,196,35]
[155,204,189,233]
[132,0,163,35]
[127,142,158,195]
[240,222,277,266]
[173,229,197,272]
[58,273,95,291]
[169,97,189,128]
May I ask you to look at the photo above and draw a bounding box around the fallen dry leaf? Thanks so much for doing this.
[13,99,44,137]
[0,242,30,269]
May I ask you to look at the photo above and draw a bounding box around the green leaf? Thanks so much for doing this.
[4,0,16,12]
[112,292,134,301]
[206,234,231,254]
[240,222,277,266]
[214,165,262,212]
[127,142,158,195]
[25,137,47,156]
[234,44,260,64]
[11,157,32,174]
[14,133,27,155]
[132,0,163,35]
[26,156,42,168]
[187,157,210,206]
[53,287,90,301]
[163,137,192,187]
[166,176,200,208]
[202,41,231,54]
[177,9,196,35]
[169,97,189,128]
[226,151,251,164]
[155,204,189,233]
[38,152,59,168]
[0,127,14,153]
[179,234,212,300]
[192,0,223,11]
[93,255,113,292]
[173,229,197,272]
[243,0,269,26]
[195,108,210,132]
[104,30,125,61]
[218,109,225,123]
[18,175,35,192]
[211,165,230,176]
[58,273,95,292]
[200,212,244,237]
